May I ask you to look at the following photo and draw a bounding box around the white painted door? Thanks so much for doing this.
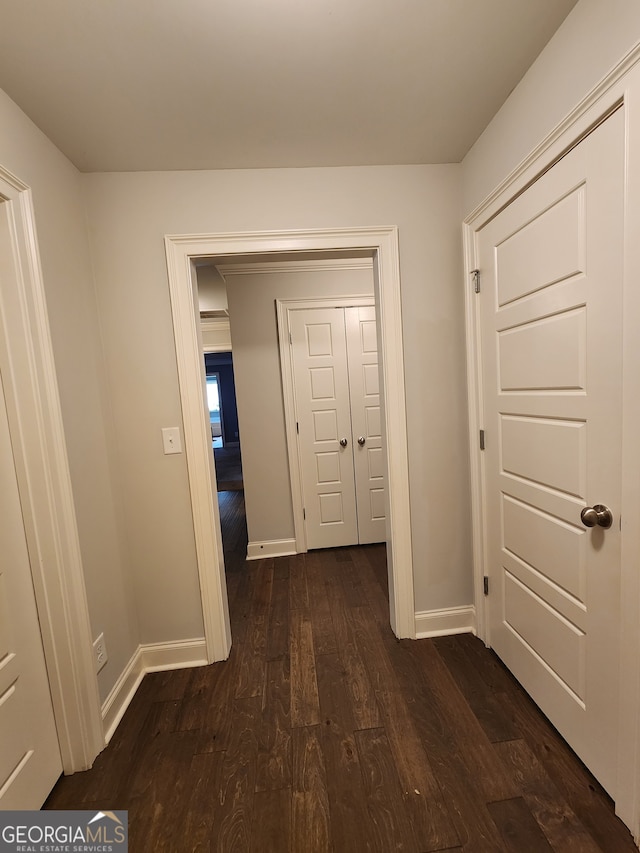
[345,306,386,544]
[290,307,359,549]
[478,109,623,797]
[290,305,386,550]
[0,366,62,807]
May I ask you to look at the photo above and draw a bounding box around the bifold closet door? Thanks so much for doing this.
[290,305,386,550]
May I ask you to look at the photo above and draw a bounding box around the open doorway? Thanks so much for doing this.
[165,226,415,663]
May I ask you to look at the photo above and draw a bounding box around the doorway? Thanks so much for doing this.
[165,226,415,661]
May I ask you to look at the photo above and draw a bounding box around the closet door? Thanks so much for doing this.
[346,306,386,544]
[290,307,358,549]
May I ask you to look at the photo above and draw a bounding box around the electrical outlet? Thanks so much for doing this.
[93,632,108,672]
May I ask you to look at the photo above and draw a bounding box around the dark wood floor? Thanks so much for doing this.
[45,490,636,851]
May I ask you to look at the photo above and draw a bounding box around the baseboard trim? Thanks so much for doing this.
[414,606,476,639]
[247,538,297,560]
[101,638,208,743]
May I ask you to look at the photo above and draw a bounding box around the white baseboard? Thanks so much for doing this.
[101,638,208,744]
[414,606,476,639]
[247,538,297,560]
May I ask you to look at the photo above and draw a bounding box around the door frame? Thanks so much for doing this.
[463,45,640,837]
[0,166,103,773]
[275,292,376,553]
[165,226,415,651]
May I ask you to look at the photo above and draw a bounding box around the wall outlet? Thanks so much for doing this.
[93,632,108,672]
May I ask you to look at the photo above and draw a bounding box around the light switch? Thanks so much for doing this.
[162,426,182,455]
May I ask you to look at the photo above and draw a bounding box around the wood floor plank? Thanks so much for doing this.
[208,696,261,853]
[251,788,292,853]
[289,553,309,611]
[487,797,554,852]
[499,677,637,852]
[290,607,321,727]
[355,727,421,852]
[181,751,225,852]
[324,594,381,731]
[191,648,238,754]
[351,609,460,851]
[304,549,338,656]
[128,730,201,852]
[234,561,273,699]
[410,639,520,804]
[365,626,510,852]
[255,657,292,792]
[494,738,603,853]
[291,726,332,853]
[316,652,377,852]
[433,634,520,743]
[265,573,290,661]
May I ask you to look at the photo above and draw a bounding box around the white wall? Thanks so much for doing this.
[223,265,373,547]
[463,0,640,213]
[82,164,469,628]
[197,265,228,312]
[0,89,138,703]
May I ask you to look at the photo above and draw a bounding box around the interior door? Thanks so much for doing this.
[478,109,623,797]
[0,367,62,807]
[290,307,359,549]
[345,306,386,544]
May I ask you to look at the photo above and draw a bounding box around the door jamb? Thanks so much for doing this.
[0,167,104,773]
[164,226,415,652]
[276,293,375,553]
[463,44,640,837]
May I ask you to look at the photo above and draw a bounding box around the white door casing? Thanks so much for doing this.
[478,110,623,797]
[0,169,103,778]
[165,227,415,643]
[0,366,62,807]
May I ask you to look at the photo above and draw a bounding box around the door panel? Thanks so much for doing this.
[290,308,358,549]
[0,368,62,807]
[479,110,623,796]
[346,306,386,544]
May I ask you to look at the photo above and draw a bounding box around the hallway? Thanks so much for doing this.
[45,492,634,850]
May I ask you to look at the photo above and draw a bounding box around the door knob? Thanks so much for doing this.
[580,504,613,529]
[357,436,366,446]
[339,438,348,447]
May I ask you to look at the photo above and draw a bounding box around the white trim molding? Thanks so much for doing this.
[414,607,476,639]
[463,43,640,839]
[101,639,208,743]
[246,539,298,561]
[0,166,104,772]
[164,226,415,642]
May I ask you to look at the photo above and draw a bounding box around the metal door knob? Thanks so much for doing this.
[339,438,348,447]
[580,504,613,529]
[357,436,366,446]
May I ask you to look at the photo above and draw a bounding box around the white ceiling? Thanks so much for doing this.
[0,0,578,173]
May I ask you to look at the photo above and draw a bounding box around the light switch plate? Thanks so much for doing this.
[162,426,182,454]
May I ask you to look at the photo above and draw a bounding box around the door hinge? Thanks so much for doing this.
[289,332,292,345]
[296,421,299,434]
[472,269,480,293]
[479,429,485,451]
[483,576,489,596]
[303,507,306,520]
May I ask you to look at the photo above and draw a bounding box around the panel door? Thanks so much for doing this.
[0,367,62,807]
[290,308,358,549]
[478,109,623,797]
[345,306,386,544]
